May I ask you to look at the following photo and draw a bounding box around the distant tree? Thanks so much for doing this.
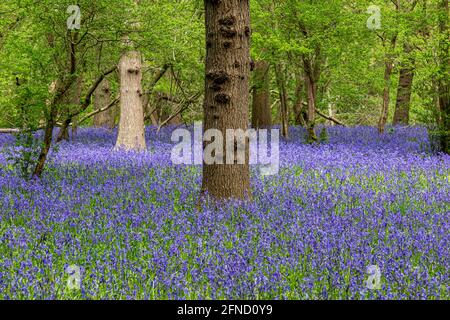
[251,60,271,129]
[393,43,415,125]
[377,1,399,133]
[274,63,290,138]
[393,1,424,125]
[93,78,115,129]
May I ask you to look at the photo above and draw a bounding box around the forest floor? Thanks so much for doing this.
[0,126,448,299]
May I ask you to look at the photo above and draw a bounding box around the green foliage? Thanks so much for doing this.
[3,128,41,180]
[0,0,447,130]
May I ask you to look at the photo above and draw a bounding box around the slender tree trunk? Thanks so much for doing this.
[393,44,415,125]
[115,51,146,151]
[93,78,115,128]
[304,66,318,143]
[438,0,450,153]
[305,74,317,142]
[251,60,271,129]
[327,89,335,126]
[32,106,56,178]
[293,73,306,126]
[274,64,289,138]
[32,79,69,177]
[201,0,251,200]
[378,60,394,133]
[142,63,170,126]
[56,75,82,142]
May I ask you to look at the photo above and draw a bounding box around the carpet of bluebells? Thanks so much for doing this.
[0,126,448,300]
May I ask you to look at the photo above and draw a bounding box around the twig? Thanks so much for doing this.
[77,97,120,125]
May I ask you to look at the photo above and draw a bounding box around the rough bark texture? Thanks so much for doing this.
[393,44,415,125]
[274,64,289,138]
[251,60,271,129]
[378,60,394,133]
[304,66,318,143]
[201,0,251,200]
[115,51,146,151]
[93,78,115,128]
[302,48,321,143]
[32,107,56,178]
[293,73,306,126]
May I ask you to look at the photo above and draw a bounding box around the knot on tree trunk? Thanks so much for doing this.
[207,71,230,84]
[219,26,237,38]
[223,41,232,49]
[219,16,236,26]
[214,93,231,104]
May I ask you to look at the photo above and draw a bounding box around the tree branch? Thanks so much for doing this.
[77,97,120,125]
[315,108,346,126]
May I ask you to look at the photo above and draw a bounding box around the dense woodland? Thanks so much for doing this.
[0,0,449,300]
[1,1,449,155]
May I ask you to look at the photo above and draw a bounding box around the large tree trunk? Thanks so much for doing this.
[201,0,251,200]
[393,44,415,125]
[251,60,271,129]
[378,60,394,133]
[115,51,146,151]
[438,0,450,153]
[274,64,289,138]
[93,78,115,128]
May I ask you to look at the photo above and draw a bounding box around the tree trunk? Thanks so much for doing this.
[32,79,68,177]
[201,0,251,200]
[438,0,450,153]
[305,74,317,142]
[293,73,306,126]
[93,78,115,128]
[274,64,289,138]
[32,106,56,178]
[56,75,82,142]
[115,51,146,151]
[378,60,394,133]
[251,60,271,129]
[393,44,415,125]
[304,66,318,143]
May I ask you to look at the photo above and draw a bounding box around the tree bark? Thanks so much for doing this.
[93,78,115,128]
[56,75,82,142]
[378,59,394,133]
[115,51,146,151]
[32,106,56,178]
[274,64,289,138]
[393,44,415,125]
[304,72,318,142]
[32,78,73,178]
[201,0,251,200]
[251,60,271,129]
[302,46,321,143]
[293,73,306,126]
